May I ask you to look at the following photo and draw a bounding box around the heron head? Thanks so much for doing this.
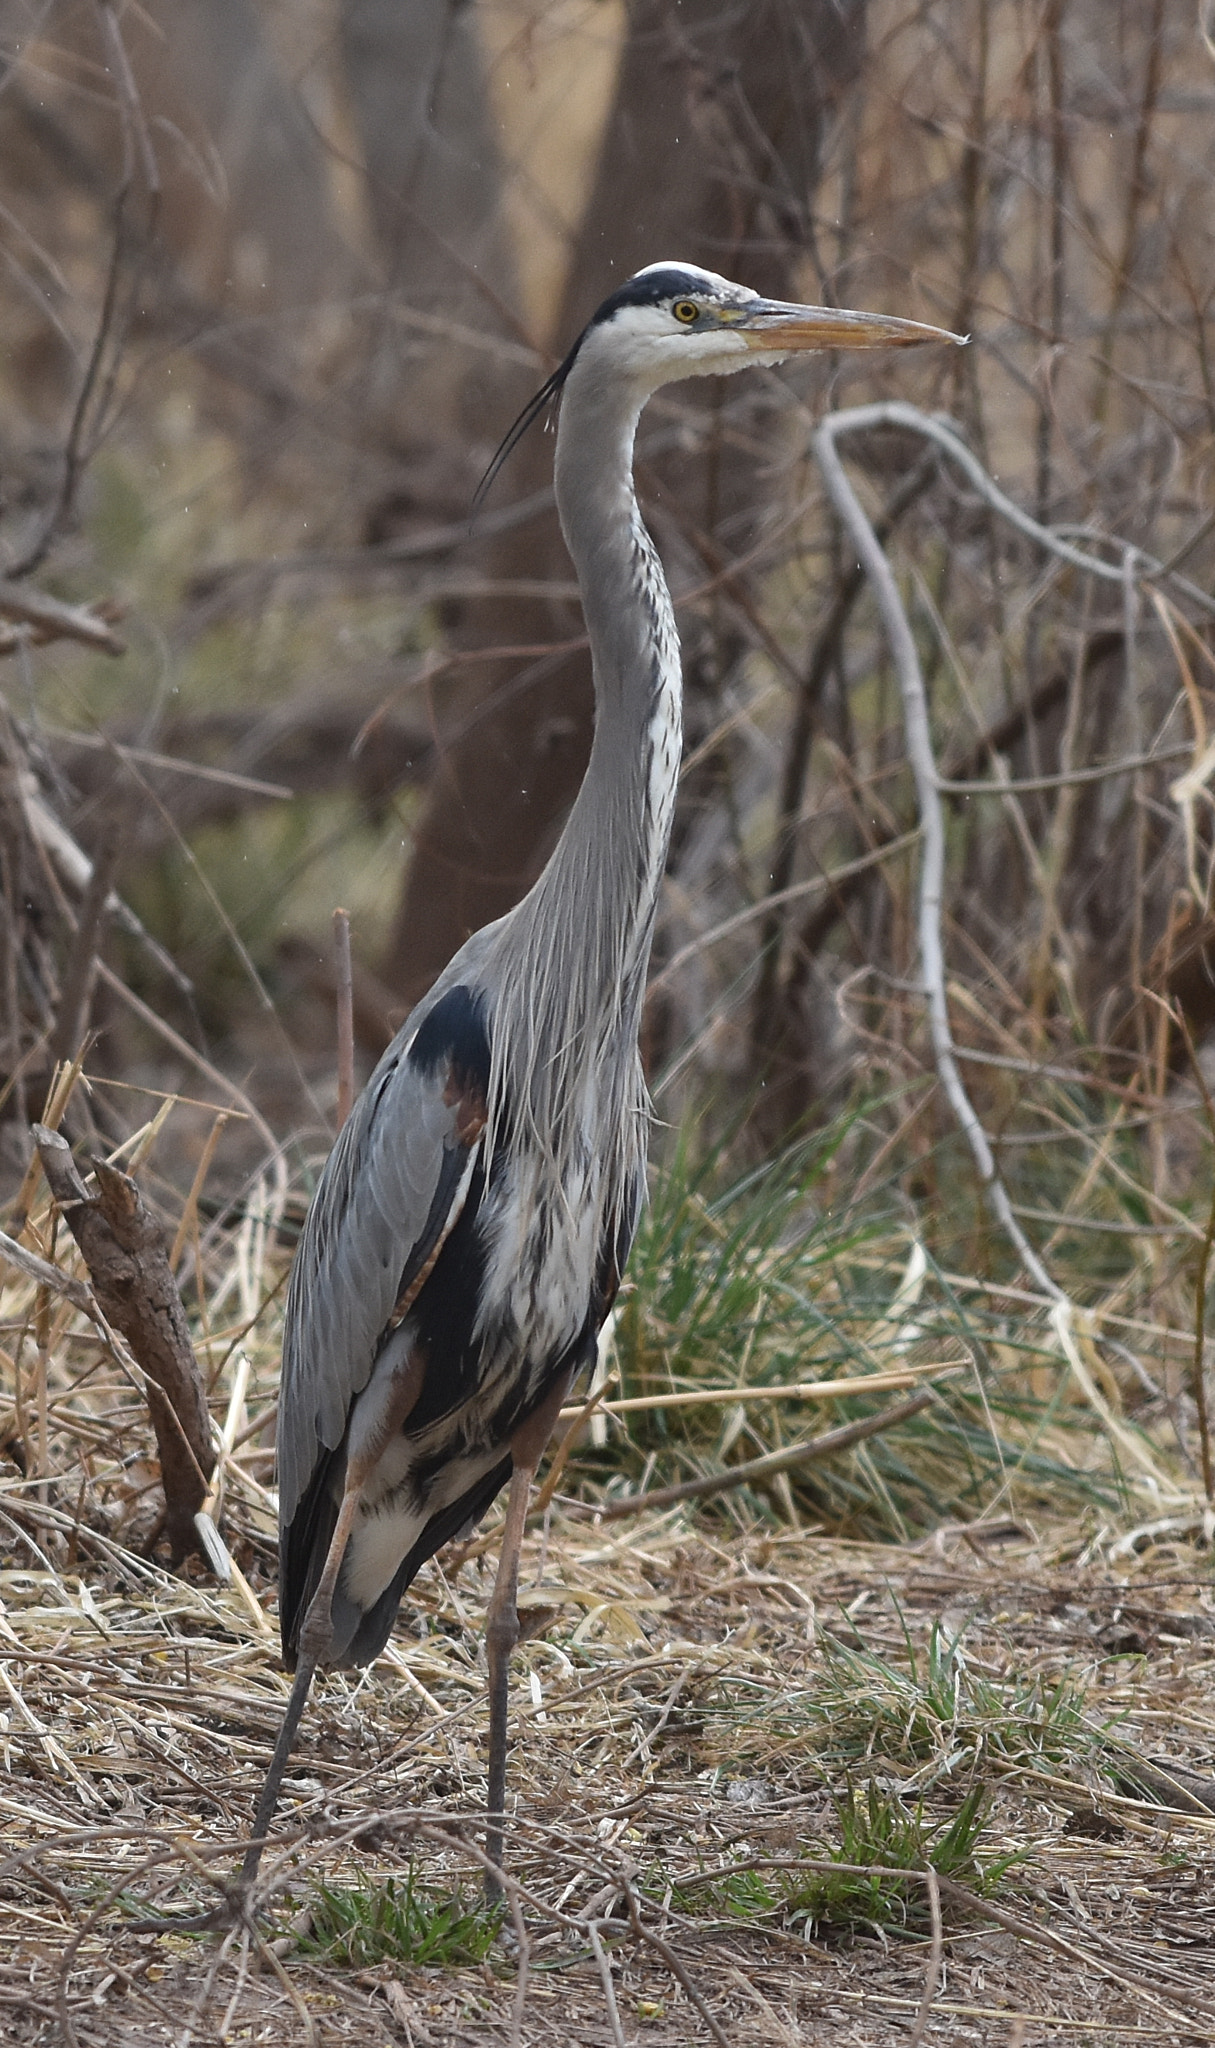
[476,262,963,503]
[577,262,964,388]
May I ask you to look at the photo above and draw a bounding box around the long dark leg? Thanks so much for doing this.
[484,1459,535,1893]
[241,1478,365,1890]
[243,1355,428,1893]
[482,1372,572,1898]
[241,1656,317,1887]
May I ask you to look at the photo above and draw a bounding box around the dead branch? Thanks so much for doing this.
[813,405,1189,1500]
[49,702,431,824]
[32,1124,215,1560]
[596,1389,935,1520]
[820,401,1215,619]
[0,579,125,656]
[44,727,292,801]
[0,1227,93,1310]
[813,405,1068,1304]
[752,449,940,1032]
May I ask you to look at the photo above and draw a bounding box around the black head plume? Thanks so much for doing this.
[472,264,731,509]
[473,340,582,510]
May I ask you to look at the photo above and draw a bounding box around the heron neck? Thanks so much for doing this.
[484,362,679,1170]
[542,362,682,958]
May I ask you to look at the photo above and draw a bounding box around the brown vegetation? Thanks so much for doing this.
[2,1,1215,2041]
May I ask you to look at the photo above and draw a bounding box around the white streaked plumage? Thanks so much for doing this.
[243,261,960,1895]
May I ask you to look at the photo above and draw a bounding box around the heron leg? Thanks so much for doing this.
[240,1475,367,1890]
[243,1354,428,1894]
[483,1371,572,1896]
[241,1653,317,1888]
[484,1460,533,1890]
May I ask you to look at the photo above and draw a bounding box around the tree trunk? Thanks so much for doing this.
[382,0,867,1009]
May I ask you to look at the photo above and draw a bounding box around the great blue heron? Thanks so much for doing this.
[244,263,957,1891]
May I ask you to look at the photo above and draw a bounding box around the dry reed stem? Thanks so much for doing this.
[596,1389,937,1519]
[4,1499,1204,2039]
[558,1360,955,1421]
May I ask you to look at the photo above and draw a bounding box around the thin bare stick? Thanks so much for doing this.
[533,1381,613,1516]
[333,908,355,1129]
[0,1228,93,1310]
[48,727,292,800]
[648,829,921,1000]
[625,1879,730,2048]
[753,448,939,1039]
[586,1922,627,2048]
[813,401,1215,617]
[558,1362,957,1421]
[0,578,124,655]
[908,1865,943,2048]
[814,408,1189,1496]
[813,407,1062,1303]
[597,1389,935,1519]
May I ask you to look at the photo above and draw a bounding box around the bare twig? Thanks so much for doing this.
[0,579,124,655]
[33,1124,216,1558]
[0,1228,92,1310]
[908,1865,943,2048]
[586,1921,627,2048]
[558,1361,956,1420]
[48,727,292,800]
[625,1878,731,2048]
[814,402,1215,617]
[812,409,1195,1497]
[813,406,1063,1303]
[753,449,939,1038]
[597,1389,935,1519]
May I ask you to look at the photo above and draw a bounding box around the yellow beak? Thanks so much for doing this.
[734,301,965,352]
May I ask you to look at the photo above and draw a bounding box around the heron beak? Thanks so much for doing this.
[732,301,966,352]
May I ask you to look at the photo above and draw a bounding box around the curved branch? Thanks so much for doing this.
[813,405,1061,1300]
[811,403,1185,1498]
[818,400,1215,618]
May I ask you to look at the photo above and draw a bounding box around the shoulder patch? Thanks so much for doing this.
[408,985,491,1098]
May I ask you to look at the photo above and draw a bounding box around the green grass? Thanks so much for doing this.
[658,1782,1015,1943]
[805,1618,1095,1777]
[598,1120,1138,1539]
[786,1780,1017,1940]
[297,1866,503,1970]
[703,1615,1102,1793]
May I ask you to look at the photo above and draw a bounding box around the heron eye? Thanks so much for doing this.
[672,300,700,324]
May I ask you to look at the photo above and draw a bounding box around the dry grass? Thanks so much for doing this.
[3,1490,1215,2044]
[3,4,1215,2040]
[1,1095,1214,2044]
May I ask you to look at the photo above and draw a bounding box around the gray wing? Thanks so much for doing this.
[275,1000,485,1533]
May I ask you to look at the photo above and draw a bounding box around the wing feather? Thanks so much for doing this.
[276,984,490,1532]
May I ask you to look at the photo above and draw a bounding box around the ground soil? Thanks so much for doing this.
[2,1499,1215,2045]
